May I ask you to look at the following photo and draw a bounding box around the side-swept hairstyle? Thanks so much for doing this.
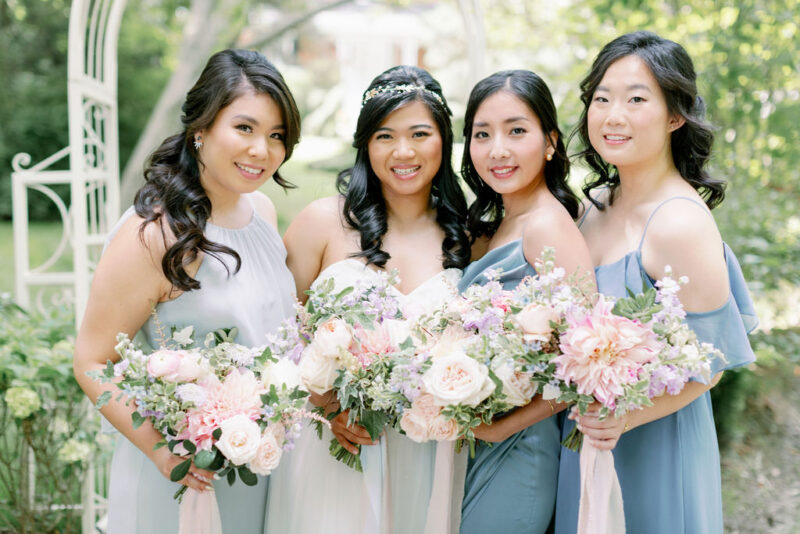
[462,70,578,239]
[576,31,725,209]
[336,65,470,269]
[134,49,301,291]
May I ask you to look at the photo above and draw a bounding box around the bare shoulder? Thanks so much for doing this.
[249,191,278,228]
[641,197,728,311]
[522,202,593,283]
[285,195,344,240]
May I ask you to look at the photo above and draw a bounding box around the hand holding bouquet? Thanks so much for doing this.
[91,324,315,499]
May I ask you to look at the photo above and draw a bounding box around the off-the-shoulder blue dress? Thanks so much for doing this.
[554,197,758,534]
[458,240,561,534]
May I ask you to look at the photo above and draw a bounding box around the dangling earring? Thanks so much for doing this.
[546,153,553,161]
[194,137,203,150]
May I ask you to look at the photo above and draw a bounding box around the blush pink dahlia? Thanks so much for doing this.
[184,369,265,450]
[554,296,662,409]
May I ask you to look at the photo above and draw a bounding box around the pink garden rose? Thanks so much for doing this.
[554,296,663,409]
[313,318,353,357]
[146,349,184,379]
[400,393,458,442]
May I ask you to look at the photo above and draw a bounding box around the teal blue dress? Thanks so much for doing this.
[458,240,561,534]
[103,204,296,534]
[554,197,758,534]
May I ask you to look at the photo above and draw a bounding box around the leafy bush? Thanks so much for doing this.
[0,297,109,533]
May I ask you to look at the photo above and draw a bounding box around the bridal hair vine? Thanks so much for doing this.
[361,83,444,107]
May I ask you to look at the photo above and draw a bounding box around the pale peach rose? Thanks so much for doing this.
[215,414,261,465]
[428,326,474,360]
[313,318,353,357]
[516,304,559,340]
[494,362,536,407]
[299,344,340,394]
[428,413,459,441]
[146,349,183,379]
[400,393,441,442]
[422,351,495,407]
[249,424,285,475]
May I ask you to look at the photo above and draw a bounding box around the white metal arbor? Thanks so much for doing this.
[11,0,127,530]
[12,0,126,327]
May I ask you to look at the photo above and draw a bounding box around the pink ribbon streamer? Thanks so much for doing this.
[179,487,222,534]
[577,441,626,534]
[423,441,467,534]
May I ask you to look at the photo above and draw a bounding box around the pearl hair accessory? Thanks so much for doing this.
[361,83,444,107]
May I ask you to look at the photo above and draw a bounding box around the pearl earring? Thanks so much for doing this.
[194,137,203,150]
[546,153,553,161]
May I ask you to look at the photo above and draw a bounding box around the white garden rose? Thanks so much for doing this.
[381,318,413,347]
[299,344,340,394]
[248,424,285,475]
[170,350,207,382]
[313,318,353,357]
[215,414,261,465]
[428,326,475,360]
[263,358,305,391]
[493,362,536,407]
[422,350,495,407]
[516,303,559,340]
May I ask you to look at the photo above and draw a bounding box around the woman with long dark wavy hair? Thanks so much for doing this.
[554,31,757,533]
[456,70,595,534]
[73,49,300,533]
[266,65,470,533]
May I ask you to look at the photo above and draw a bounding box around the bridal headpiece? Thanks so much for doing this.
[361,83,444,107]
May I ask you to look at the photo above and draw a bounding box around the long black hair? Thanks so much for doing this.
[134,49,301,291]
[576,31,725,209]
[462,70,579,239]
[336,65,470,269]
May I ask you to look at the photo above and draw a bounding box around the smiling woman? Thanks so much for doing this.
[72,49,301,534]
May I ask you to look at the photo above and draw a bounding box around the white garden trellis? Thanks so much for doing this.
[11,0,126,531]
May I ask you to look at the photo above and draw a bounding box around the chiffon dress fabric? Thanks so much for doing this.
[266,259,466,534]
[103,204,297,534]
[457,239,561,534]
[554,196,758,534]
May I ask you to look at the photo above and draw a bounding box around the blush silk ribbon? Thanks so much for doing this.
[577,441,626,534]
[423,440,467,534]
[178,487,222,534]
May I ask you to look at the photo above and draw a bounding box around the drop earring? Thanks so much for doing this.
[194,137,203,150]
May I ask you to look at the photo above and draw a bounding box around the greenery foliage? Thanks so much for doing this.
[0,297,109,533]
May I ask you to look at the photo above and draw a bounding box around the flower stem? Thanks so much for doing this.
[328,439,363,472]
[561,426,584,452]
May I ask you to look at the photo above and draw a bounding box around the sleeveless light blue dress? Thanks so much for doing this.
[554,197,758,534]
[103,204,296,534]
[458,240,561,534]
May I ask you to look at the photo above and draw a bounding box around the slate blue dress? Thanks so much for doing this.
[554,197,758,534]
[458,239,561,534]
[103,203,296,534]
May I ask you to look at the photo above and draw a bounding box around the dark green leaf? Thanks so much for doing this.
[170,459,191,482]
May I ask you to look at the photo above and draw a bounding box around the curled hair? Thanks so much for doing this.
[134,49,301,291]
[575,31,725,210]
[336,65,470,269]
[461,70,579,239]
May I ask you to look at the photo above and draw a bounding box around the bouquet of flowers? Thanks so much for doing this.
[91,323,315,499]
[288,272,416,471]
[542,266,720,451]
[538,267,722,534]
[400,249,593,455]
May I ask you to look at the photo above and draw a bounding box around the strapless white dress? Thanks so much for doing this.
[265,259,466,534]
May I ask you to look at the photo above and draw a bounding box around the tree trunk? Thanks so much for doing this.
[119,0,356,208]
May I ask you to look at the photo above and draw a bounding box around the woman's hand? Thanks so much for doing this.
[570,403,628,451]
[151,445,215,492]
[330,410,377,454]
